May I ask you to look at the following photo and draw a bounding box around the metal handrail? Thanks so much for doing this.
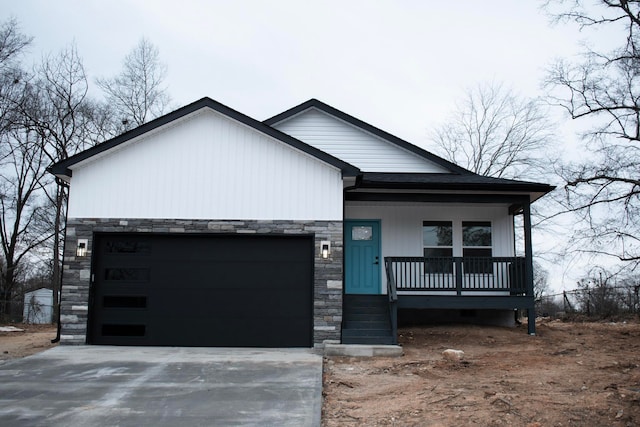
[384,258,398,345]
[384,256,528,295]
[385,259,398,302]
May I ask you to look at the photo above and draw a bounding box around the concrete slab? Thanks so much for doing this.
[324,344,404,357]
[0,346,323,426]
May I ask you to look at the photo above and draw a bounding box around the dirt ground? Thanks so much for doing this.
[0,324,57,362]
[323,319,640,426]
[1,321,639,425]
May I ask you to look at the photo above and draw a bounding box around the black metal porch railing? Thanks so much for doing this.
[384,257,528,295]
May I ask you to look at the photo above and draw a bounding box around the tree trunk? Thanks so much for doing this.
[0,264,16,321]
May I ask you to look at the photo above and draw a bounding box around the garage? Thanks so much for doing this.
[88,233,314,347]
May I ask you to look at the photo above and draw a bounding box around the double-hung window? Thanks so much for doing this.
[422,221,453,273]
[462,221,492,274]
[422,220,494,274]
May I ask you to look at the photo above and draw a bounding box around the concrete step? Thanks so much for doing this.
[324,343,403,357]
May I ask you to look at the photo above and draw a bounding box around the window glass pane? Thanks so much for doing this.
[352,226,373,241]
[463,221,492,247]
[423,221,452,246]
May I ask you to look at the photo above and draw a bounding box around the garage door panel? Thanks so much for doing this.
[108,291,309,317]
[158,290,311,317]
[146,263,310,291]
[144,318,311,347]
[98,313,149,327]
[99,290,309,315]
[89,233,313,347]
[146,238,309,262]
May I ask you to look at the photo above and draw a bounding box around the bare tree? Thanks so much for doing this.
[0,18,44,318]
[544,0,640,267]
[432,82,558,278]
[0,18,32,138]
[0,30,172,321]
[0,18,31,69]
[97,38,170,130]
[0,122,53,318]
[27,45,96,318]
[533,260,550,301]
[36,45,93,158]
[430,82,554,180]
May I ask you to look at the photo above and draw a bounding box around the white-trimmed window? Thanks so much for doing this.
[422,220,494,274]
[462,221,492,273]
[422,221,452,273]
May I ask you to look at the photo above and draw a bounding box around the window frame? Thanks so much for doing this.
[461,221,493,274]
[422,221,453,274]
[421,220,495,275]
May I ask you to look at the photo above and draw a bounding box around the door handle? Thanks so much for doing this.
[374,256,379,265]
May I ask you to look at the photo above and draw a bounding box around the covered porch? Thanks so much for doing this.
[341,172,550,345]
[384,255,535,344]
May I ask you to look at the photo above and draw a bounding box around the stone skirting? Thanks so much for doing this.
[60,218,343,345]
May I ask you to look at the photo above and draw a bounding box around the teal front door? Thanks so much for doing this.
[345,220,381,294]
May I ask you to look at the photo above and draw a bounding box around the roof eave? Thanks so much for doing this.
[48,97,361,180]
[357,181,556,193]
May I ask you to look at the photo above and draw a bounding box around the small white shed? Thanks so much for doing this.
[23,288,53,324]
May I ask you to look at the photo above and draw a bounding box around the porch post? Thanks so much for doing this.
[523,201,536,335]
[454,257,463,295]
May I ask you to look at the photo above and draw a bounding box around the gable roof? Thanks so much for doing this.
[49,97,555,201]
[263,98,473,175]
[266,99,555,200]
[48,97,360,180]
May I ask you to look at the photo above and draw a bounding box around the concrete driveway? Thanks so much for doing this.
[0,346,323,426]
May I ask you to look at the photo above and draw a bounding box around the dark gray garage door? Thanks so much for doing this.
[88,233,313,347]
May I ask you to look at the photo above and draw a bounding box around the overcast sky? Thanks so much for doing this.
[7,1,595,144]
[5,1,621,290]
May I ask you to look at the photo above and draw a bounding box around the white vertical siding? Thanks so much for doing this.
[68,110,343,220]
[273,109,449,173]
[345,202,515,292]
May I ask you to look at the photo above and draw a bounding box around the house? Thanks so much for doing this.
[48,97,553,348]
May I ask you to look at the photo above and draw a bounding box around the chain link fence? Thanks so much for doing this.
[537,284,640,319]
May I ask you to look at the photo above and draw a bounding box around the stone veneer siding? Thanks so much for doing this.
[60,218,343,346]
